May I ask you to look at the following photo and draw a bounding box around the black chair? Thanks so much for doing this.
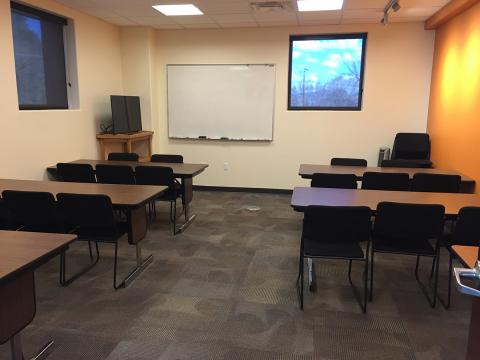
[311,173,358,189]
[331,158,367,167]
[440,207,480,309]
[2,190,63,233]
[108,152,139,161]
[151,154,183,163]
[297,205,372,312]
[57,163,96,183]
[96,164,136,185]
[57,193,129,289]
[0,199,12,230]
[411,173,461,193]
[387,133,432,168]
[380,159,431,168]
[135,166,181,233]
[371,202,445,307]
[361,172,410,191]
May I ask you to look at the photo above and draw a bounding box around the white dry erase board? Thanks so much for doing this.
[167,64,275,141]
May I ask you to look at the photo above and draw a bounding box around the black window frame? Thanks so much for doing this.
[288,32,368,111]
[10,1,69,110]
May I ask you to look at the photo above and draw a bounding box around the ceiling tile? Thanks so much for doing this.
[343,9,383,19]
[171,15,216,24]
[210,13,255,23]
[218,22,259,28]
[390,7,443,18]
[343,0,386,10]
[127,16,177,26]
[257,20,298,27]
[253,10,297,22]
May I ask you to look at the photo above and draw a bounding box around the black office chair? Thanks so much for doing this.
[361,172,410,191]
[135,166,181,233]
[311,173,358,189]
[331,158,367,167]
[2,190,64,233]
[440,207,480,309]
[96,164,136,185]
[371,202,445,307]
[388,132,433,168]
[57,163,96,183]
[297,205,372,312]
[57,193,129,289]
[380,159,431,168]
[151,154,184,163]
[108,152,139,161]
[0,199,12,230]
[411,173,461,193]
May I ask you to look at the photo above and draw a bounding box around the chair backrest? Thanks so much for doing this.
[391,133,430,160]
[96,164,136,185]
[361,172,410,191]
[57,163,96,183]
[57,193,118,239]
[303,205,371,245]
[380,159,431,168]
[452,207,480,246]
[2,190,60,230]
[150,154,183,163]
[311,173,358,189]
[108,152,139,161]
[410,173,461,193]
[373,202,445,243]
[135,166,175,187]
[331,158,367,167]
[0,198,11,230]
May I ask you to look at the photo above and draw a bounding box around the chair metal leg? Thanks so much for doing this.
[347,259,368,313]
[300,255,304,310]
[447,253,453,309]
[415,252,440,308]
[60,241,100,286]
[369,250,374,302]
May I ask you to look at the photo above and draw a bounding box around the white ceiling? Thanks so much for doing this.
[54,0,451,29]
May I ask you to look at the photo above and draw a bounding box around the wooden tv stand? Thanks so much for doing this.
[96,131,153,161]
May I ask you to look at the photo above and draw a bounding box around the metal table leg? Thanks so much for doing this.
[308,258,317,291]
[119,243,153,288]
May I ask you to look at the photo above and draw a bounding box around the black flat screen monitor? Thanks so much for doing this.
[126,96,142,132]
[110,95,142,134]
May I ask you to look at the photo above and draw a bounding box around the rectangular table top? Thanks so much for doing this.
[452,245,479,269]
[0,231,76,284]
[298,164,475,183]
[62,159,208,178]
[291,186,480,216]
[0,179,166,207]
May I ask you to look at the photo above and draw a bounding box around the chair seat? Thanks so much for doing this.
[373,237,435,256]
[76,221,128,243]
[304,239,365,259]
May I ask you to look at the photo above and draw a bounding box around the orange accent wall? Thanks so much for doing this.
[427,2,480,192]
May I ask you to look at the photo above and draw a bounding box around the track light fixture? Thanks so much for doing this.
[380,0,401,25]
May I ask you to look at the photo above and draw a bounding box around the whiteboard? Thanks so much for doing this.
[167,64,275,141]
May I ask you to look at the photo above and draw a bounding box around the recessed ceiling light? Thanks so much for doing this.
[152,4,203,16]
[297,0,344,12]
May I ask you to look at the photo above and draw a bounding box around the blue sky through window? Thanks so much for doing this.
[289,35,366,109]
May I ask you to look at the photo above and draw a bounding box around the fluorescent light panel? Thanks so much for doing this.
[297,0,344,11]
[152,4,203,16]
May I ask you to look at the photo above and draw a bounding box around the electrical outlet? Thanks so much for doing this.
[223,162,229,171]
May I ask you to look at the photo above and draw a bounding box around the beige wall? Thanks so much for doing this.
[0,0,123,180]
[153,23,435,189]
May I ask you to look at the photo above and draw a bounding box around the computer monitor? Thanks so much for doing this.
[110,95,142,134]
[125,96,142,132]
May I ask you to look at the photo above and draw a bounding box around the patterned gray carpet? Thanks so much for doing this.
[0,191,471,359]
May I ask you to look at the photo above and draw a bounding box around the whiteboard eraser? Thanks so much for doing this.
[198,136,207,139]
[220,137,229,140]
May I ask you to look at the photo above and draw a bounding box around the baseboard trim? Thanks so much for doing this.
[193,185,292,195]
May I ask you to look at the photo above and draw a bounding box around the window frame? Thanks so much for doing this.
[11,1,69,110]
[287,32,368,111]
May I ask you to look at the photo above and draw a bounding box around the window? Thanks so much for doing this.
[288,33,367,111]
[11,2,69,110]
